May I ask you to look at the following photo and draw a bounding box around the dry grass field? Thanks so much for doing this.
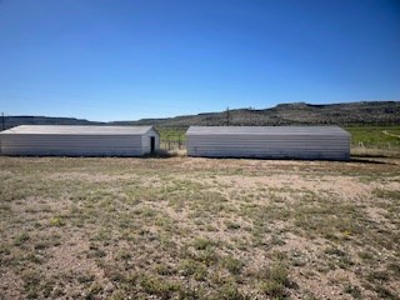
[0,156,399,300]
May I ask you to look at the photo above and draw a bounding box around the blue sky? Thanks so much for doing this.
[0,0,399,121]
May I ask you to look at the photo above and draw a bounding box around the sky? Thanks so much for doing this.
[0,0,399,121]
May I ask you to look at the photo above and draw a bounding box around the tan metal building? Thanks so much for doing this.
[186,126,350,161]
[0,125,160,156]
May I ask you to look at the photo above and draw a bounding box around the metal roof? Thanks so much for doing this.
[186,126,350,136]
[0,125,155,135]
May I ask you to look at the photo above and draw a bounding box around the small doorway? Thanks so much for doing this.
[150,136,155,153]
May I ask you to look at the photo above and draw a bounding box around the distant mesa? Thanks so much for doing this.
[2,100,399,130]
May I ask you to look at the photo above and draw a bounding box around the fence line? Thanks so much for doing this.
[160,134,186,150]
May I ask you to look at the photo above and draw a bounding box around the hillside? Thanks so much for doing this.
[2,116,104,130]
[114,101,400,127]
[2,101,399,130]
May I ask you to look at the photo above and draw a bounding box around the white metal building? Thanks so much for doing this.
[0,125,160,156]
[186,126,350,161]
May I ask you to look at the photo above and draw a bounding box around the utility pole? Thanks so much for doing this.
[249,106,253,126]
[1,112,4,131]
[226,107,230,126]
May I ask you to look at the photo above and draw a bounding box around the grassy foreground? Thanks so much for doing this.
[0,157,399,299]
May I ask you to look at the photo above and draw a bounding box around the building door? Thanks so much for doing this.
[150,136,155,153]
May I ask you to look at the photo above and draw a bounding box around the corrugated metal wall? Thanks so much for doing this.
[0,134,144,156]
[0,125,162,157]
[141,128,160,155]
[186,127,350,161]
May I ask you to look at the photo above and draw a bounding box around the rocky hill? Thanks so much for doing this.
[2,101,399,130]
[1,116,104,130]
[121,101,400,127]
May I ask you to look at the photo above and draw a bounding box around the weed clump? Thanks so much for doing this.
[14,232,30,246]
[259,263,291,298]
[221,256,244,275]
[49,216,66,227]
[179,259,207,281]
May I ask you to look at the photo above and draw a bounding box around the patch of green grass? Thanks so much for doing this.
[115,249,131,261]
[155,263,176,276]
[269,263,290,285]
[179,259,207,281]
[193,237,217,250]
[260,280,285,299]
[221,256,244,275]
[373,189,400,200]
[259,263,291,298]
[358,250,374,262]
[216,282,248,300]
[49,216,66,227]
[195,245,219,266]
[21,270,43,299]
[139,274,181,299]
[14,231,30,246]
[0,203,11,212]
[345,125,400,149]
[156,126,187,142]
[323,247,354,270]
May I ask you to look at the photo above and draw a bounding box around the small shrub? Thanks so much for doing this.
[225,220,241,230]
[260,280,285,298]
[49,217,66,227]
[26,253,43,264]
[344,285,362,299]
[86,282,103,300]
[358,251,374,261]
[259,263,290,298]
[110,292,125,300]
[218,282,247,300]
[87,245,107,259]
[155,263,176,276]
[367,270,389,283]
[22,270,42,297]
[139,275,181,298]
[196,246,218,266]
[388,263,400,278]
[14,232,30,246]
[374,285,397,300]
[77,274,95,284]
[325,247,354,269]
[303,292,318,300]
[179,259,207,281]
[324,247,346,257]
[222,256,244,275]
[271,250,288,261]
[373,189,400,200]
[270,263,289,286]
[271,234,286,246]
[193,238,216,250]
[115,249,131,261]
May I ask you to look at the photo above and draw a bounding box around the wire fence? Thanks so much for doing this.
[160,134,186,150]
